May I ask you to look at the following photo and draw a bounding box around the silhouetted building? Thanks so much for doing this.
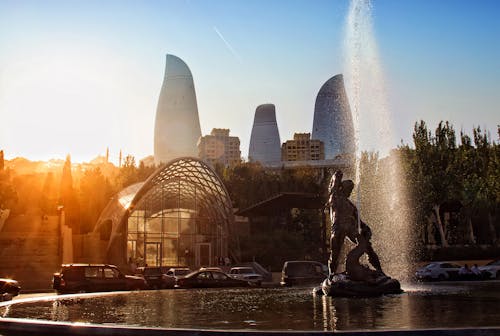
[248,104,281,165]
[154,54,201,164]
[198,129,241,167]
[312,74,355,159]
[281,133,324,162]
[95,158,236,268]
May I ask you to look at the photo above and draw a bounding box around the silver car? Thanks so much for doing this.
[229,267,263,286]
[479,260,500,280]
[415,262,462,281]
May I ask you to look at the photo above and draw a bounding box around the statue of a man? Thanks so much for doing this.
[326,170,383,276]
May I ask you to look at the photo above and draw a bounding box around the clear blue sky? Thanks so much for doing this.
[0,0,499,163]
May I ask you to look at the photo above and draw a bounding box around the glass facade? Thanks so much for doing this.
[312,74,355,159]
[96,158,234,268]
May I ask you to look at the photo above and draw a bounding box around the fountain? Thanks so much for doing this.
[344,0,412,281]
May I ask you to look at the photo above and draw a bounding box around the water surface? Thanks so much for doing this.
[2,281,500,331]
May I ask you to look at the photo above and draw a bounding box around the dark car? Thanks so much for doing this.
[53,264,147,294]
[165,267,191,277]
[0,278,21,300]
[175,270,250,289]
[135,266,175,289]
[280,261,328,287]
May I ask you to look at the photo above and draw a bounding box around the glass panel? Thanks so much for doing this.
[127,240,136,259]
[84,267,102,278]
[199,244,210,266]
[180,218,195,234]
[162,239,178,266]
[164,216,178,234]
[146,243,160,266]
[146,217,162,233]
[212,272,227,280]
[103,268,119,278]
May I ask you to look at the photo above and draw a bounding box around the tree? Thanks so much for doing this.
[79,167,112,233]
[472,127,498,243]
[116,155,140,189]
[59,155,80,232]
[411,121,460,247]
[0,170,17,210]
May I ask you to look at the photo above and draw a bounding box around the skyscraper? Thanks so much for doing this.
[312,74,355,159]
[154,54,202,164]
[248,104,281,165]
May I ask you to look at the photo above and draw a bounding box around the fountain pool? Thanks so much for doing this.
[1,281,500,335]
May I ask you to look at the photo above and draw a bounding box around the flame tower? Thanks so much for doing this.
[248,104,281,164]
[154,54,202,164]
[312,74,355,159]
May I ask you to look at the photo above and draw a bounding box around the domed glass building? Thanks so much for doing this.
[95,157,236,269]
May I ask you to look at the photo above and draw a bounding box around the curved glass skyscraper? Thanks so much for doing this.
[154,54,202,164]
[248,104,281,164]
[312,74,355,159]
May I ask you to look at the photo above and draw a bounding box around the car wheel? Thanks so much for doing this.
[257,281,262,287]
[438,274,446,281]
[496,271,500,280]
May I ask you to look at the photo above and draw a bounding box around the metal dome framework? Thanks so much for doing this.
[101,157,234,268]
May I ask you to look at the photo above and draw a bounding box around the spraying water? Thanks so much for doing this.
[343,0,413,280]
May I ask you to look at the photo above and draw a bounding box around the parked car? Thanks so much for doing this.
[415,262,462,281]
[164,267,191,278]
[53,264,147,294]
[280,261,328,287]
[479,260,500,279]
[135,266,175,289]
[229,267,263,286]
[198,267,223,272]
[0,278,21,300]
[175,270,250,288]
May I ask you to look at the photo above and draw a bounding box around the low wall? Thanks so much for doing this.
[0,318,499,336]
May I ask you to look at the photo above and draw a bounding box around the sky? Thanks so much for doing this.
[0,0,499,164]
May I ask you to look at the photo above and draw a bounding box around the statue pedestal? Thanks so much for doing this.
[320,273,402,297]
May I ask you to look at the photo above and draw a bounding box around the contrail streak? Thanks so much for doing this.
[213,26,243,64]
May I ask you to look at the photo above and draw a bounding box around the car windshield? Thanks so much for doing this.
[286,262,322,276]
[425,263,438,269]
[174,269,190,276]
[486,260,500,266]
[185,270,199,278]
[238,268,254,274]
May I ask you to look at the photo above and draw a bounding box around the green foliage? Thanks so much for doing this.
[402,121,499,247]
[79,167,113,233]
[116,155,140,189]
[222,162,322,209]
[222,162,325,265]
[0,170,17,209]
[59,155,81,232]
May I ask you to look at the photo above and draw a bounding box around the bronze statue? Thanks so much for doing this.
[320,170,401,297]
[345,225,384,283]
[326,170,383,276]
